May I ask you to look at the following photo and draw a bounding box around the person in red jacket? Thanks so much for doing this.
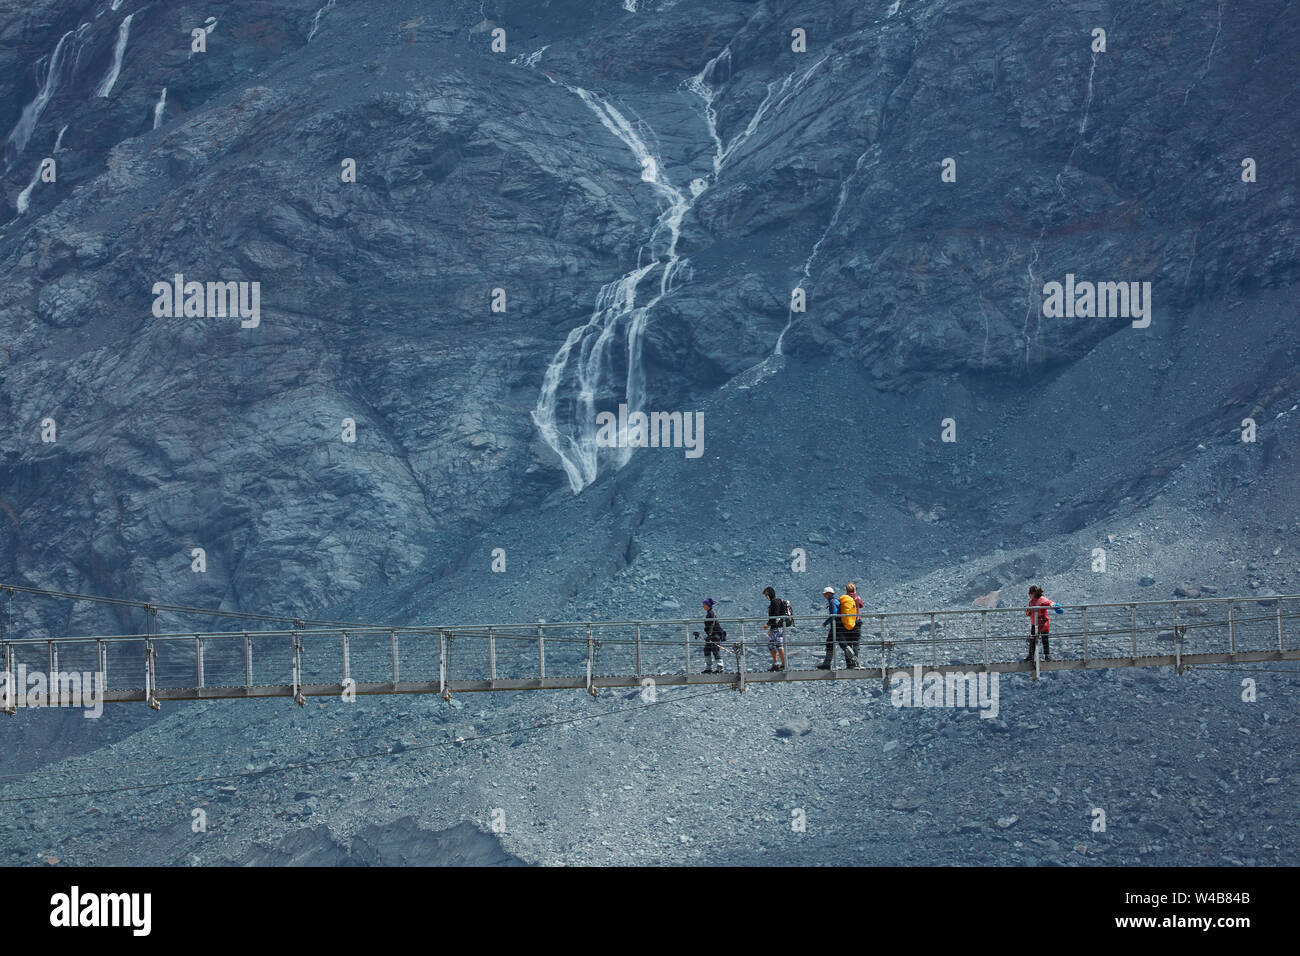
[1024,585,1054,662]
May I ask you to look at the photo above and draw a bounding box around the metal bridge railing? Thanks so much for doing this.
[1,591,1297,709]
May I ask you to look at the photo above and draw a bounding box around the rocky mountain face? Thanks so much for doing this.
[3,0,1296,631]
[1,0,1298,866]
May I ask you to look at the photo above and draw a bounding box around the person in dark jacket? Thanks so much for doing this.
[698,598,725,673]
[762,586,786,672]
[817,586,860,669]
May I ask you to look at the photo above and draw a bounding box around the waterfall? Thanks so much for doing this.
[4,29,83,171]
[1078,49,1098,137]
[776,147,872,354]
[530,87,690,492]
[308,1,337,42]
[687,51,829,178]
[16,166,40,215]
[152,87,167,128]
[531,28,828,490]
[95,13,135,98]
[14,125,67,216]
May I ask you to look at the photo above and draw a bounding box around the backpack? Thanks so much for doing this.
[838,593,858,631]
[781,599,795,628]
[713,625,727,641]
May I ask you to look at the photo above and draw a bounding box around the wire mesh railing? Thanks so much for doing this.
[1,591,1297,709]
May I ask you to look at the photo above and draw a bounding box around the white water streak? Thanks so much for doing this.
[307,0,337,42]
[1183,2,1224,107]
[152,87,167,128]
[16,165,40,215]
[688,50,829,178]
[95,13,135,97]
[531,87,690,492]
[533,26,827,488]
[1078,49,1098,137]
[510,45,549,68]
[5,30,80,169]
[777,147,872,354]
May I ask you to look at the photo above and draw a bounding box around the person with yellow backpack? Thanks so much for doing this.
[817,584,861,669]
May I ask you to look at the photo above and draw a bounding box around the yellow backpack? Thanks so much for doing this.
[838,593,858,630]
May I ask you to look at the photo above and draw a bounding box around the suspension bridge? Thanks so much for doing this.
[0,582,1296,711]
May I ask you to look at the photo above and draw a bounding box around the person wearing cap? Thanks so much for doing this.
[816,587,839,669]
[818,585,861,669]
[698,598,725,673]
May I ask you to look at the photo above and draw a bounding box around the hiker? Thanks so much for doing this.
[818,585,860,669]
[762,586,787,672]
[696,598,725,673]
[1024,585,1056,662]
[843,582,863,666]
[817,586,839,669]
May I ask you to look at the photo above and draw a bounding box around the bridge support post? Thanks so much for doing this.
[980,611,989,672]
[291,620,306,705]
[736,621,746,693]
[2,642,14,714]
[537,624,546,679]
[633,623,641,678]
[145,638,160,709]
[880,615,889,689]
[585,625,596,698]
[438,631,447,700]
[243,633,252,694]
[97,638,106,691]
[342,631,350,683]
[1228,601,1235,654]
[1081,606,1088,660]
[683,623,690,680]
[929,613,937,668]
[391,629,401,685]
[441,631,454,702]
[1175,603,1183,673]
[195,635,204,689]
[487,626,495,681]
[145,604,160,709]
